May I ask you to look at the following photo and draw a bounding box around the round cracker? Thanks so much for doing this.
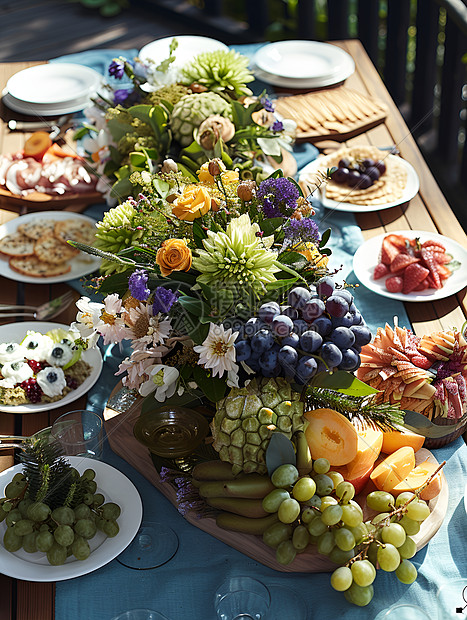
[34,234,79,263]
[0,233,35,257]
[54,219,95,246]
[17,219,56,240]
[9,255,71,277]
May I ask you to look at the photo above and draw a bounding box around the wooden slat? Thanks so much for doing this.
[327,0,350,40]
[16,582,54,620]
[296,0,318,39]
[384,0,411,106]
[357,0,380,66]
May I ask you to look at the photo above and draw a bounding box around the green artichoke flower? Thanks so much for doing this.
[180,50,254,97]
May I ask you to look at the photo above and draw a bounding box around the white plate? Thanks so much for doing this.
[299,155,419,213]
[2,91,95,117]
[254,40,353,80]
[0,211,101,284]
[0,322,103,414]
[139,35,228,72]
[0,456,142,581]
[6,64,102,105]
[352,230,467,302]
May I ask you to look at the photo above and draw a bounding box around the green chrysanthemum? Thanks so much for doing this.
[192,214,278,292]
[180,50,254,97]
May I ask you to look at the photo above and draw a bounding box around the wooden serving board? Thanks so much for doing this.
[274,87,388,142]
[103,382,448,573]
[0,186,102,212]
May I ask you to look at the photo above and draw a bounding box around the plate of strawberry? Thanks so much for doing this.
[353,230,466,301]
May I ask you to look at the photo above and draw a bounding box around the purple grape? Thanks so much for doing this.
[330,327,355,350]
[358,174,373,190]
[350,325,372,346]
[272,315,294,337]
[250,329,274,354]
[300,330,323,353]
[361,158,375,168]
[278,346,299,369]
[234,340,251,362]
[280,306,299,320]
[296,356,318,384]
[338,157,351,168]
[347,170,361,187]
[375,160,386,175]
[331,167,349,184]
[331,312,354,328]
[339,348,360,371]
[245,357,261,372]
[244,318,262,337]
[326,295,349,318]
[321,342,343,368]
[262,364,282,378]
[311,317,332,337]
[293,319,309,336]
[258,302,280,324]
[316,276,335,299]
[352,311,364,326]
[288,287,311,309]
[348,302,357,315]
[282,333,300,348]
[259,349,279,372]
[333,289,354,304]
[301,298,326,322]
[365,166,380,181]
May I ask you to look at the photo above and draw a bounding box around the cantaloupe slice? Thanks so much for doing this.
[346,424,383,478]
[333,463,374,495]
[23,131,52,160]
[392,460,442,500]
[304,408,358,466]
[382,427,425,455]
[370,446,416,492]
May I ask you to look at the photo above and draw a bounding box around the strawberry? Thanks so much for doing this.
[436,263,452,280]
[410,353,432,370]
[385,234,409,249]
[381,238,401,265]
[403,263,430,294]
[420,247,442,289]
[385,276,404,293]
[373,263,389,279]
[389,253,419,273]
[431,251,450,264]
[422,239,446,252]
[413,278,430,291]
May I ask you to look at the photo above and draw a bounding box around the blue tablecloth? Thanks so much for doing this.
[51,47,453,620]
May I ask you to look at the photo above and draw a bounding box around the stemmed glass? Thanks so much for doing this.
[116,520,179,570]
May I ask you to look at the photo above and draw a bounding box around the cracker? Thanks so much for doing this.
[34,234,79,263]
[54,220,95,246]
[0,234,35,257]
[17,219,55,240]
[9,255,71,277]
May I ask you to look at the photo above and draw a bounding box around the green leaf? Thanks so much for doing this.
[81,0,106,6]
[266,433,296,477]
[177,163,198,181]
[192,366,227,402]
[260,217,284,236]
[98,269,134,294]
[152,178,170,198]
[278,251,308,270]
[100,2,122,15]
[310,371,380,396]
[272,260,306,283]
[178,296,211,319]
[110,176,133,200]
[73,127,90,140]
[106,118,134,142]
[320,228,331,248]
[265,277,297,293]
[129,151,148,169]
[193,219,207,248]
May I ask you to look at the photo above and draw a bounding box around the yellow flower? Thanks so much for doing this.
[295,242,329,269]
[172,185,212,221]
[197,161,239,186]
[156,238,192,277]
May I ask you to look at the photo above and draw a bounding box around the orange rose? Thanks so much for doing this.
[172,185,212,221]
[156,238,192,277]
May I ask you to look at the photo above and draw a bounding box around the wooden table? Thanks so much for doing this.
[0,40,466,620]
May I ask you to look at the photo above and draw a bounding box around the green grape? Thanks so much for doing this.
[3,527,23,552]
[334,528,356,552]
[275,540,296,565]
[329,546,355,565]
[301,507,317,524]
[39,523,49,532]
[327,470,345,490]
[377,543,401,572]
[366,490,395,512]
[52,506,75,526]
[4,480,27,499]
[344,583,374,607]
[271,464,299,488]
[81,468,96,482]
[292,477,316,502]
[72,536,91,561]
[13,519,34,536]
[395,559,417,584]
[92,494,105,507]
[321,504,343,526]
[317,530,335,556]
[86,481,98,494]
[331,566,353,591]
[0,509,5,523]
[349,522,368,545]
[66,545,73,558]
[348,500,363,519]
[406,500,430,522]
[74,518,97,539]
[371,512,391,526]
[22,532,38,554]
[18,499,33,518]
[83,493,94,506]
[36,530,54,552]
[6,509,22,527]
[367,541,379,566]
[335,481,355,503]
[396,492,416,507]
[27,502,51,523]
[74,504,92,520]
[313,458,330,474]
[307,518,328,537]
[278,498,300,524]
[262,488,290,513]
[307,495,322,510]
[381,523,406,548]
[47,542,67,566]
[313,474,333,497]
[320,496,338,511]
[292,525,310,551]
[351,559,376,587]
[399,515,420,536]
[2,501,13,513]
[341,504,363,528]
[262,522,293,548]
[95,517,106,532]
[103,520,119,538]
[398,536,417,560]
[54,524,75,547]
[12,473,25,483]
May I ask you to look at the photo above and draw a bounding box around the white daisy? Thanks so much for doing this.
[98,294,132,345]
[116,348,165,391]
[193,323,239,379]
[125,302,172,349]
[72,296,105,338]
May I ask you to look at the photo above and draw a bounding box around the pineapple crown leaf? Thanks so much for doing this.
[180,50,254,97]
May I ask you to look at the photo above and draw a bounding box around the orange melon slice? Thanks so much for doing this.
[370,446,415,492]
[304,408,358,466]
[382,428,425,455]
[392,460,442,500]
[346,424,383,478]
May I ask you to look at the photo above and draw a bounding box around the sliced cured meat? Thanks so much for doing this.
[4,158,42,194]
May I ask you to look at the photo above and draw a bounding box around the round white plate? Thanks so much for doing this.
[0,456,142,581]
[139,35,228,71]
[352,230,467,302]
[0,211,101,284]
[6,63,102,105]
[0,322,103,414]
[254,40,353,80]
[299,155,420,213]
[2,91,95,117]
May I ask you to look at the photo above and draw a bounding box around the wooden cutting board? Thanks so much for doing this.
[103,382,448,573]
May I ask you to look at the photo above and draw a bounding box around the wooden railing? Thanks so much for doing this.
[136,0,467,230]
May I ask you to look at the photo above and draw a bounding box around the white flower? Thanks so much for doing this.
[139,364,180,401]
[72,296,105,338]
[116,348,165,391]
[124,303,172,349]
[83,105,107,132]
[98,294,132,345]
[193,323,239,379]
[82,128,114,165]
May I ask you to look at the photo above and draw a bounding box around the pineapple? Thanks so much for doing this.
[211,378,305,475]
[170,92,232,147]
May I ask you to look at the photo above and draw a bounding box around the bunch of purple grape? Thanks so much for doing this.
[330,156,387,190]
[233,277,372,385]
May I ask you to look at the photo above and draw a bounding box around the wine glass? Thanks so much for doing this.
[116,520,179,570]
[111,610,171,620]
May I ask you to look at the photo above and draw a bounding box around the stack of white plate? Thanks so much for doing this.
[252,40,355,89]
[3,63,102,116]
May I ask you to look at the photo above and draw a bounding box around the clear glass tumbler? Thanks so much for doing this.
[51,409,103,458]
[214,577,270,620]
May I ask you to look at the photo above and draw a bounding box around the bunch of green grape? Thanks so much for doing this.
[0,468,121,566]
[260,459,432,607]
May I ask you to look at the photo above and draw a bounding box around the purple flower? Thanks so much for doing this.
[271,121,284,132]
[284,217,320,245]
[113,88,140,106]
[128,269,150,301]
[260,96,275,113]
[108,58,126,80]
[257,177,300,218]
[153,287,178,314]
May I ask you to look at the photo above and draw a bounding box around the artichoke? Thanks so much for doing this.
[170,92,232,147]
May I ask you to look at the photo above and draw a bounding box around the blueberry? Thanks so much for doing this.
[51,346,64,359]
[47,371,58,383]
